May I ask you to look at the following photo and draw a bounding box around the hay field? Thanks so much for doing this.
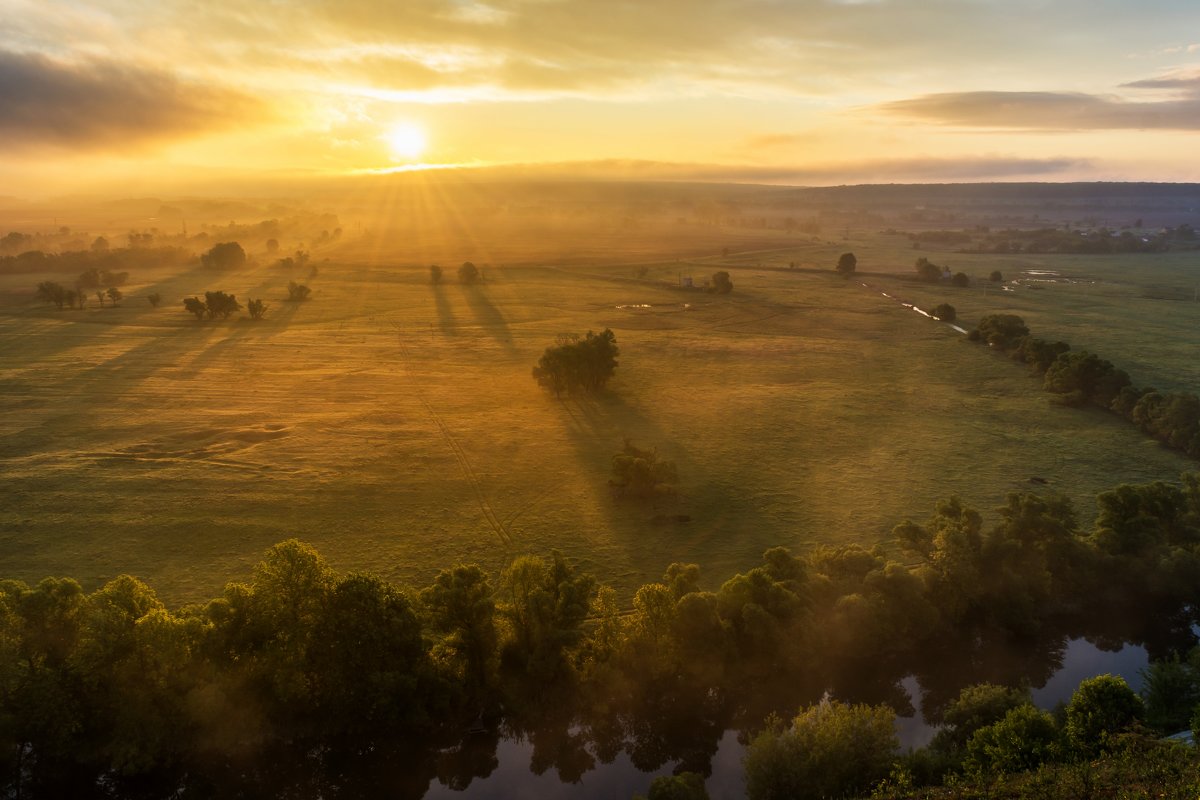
[0,253,1194,605]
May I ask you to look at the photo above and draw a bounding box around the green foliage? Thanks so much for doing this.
[609,439,678,502]
[420,564,498,695]
[499,552,596,683]
[964,704,1059,775]
[636,771,710,800]
[934,683,1033,754]
[744,698,898,800]
[458,261,480,284]
[532,329,619,396]
[1141,652,1200,734]
[286,281,311,301]
[200,241,246,270]
[35,280,67,309]
[970,314,1029,349]
[1065,674,1144,756]
[1043,351,1131,408]
[931,303,956,322]
[710,270,733,293]
[836,252,857,275]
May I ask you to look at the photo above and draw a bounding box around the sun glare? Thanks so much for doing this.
[384,123,428,161]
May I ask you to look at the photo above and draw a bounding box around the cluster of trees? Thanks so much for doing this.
[286,281,311,302]
[35,281,125,310]
[1,243,191,277]
[835,252,856,275]
[8,471,1200,795]
[200,242,247,270]
[532,330,619,397]
[183,291,244,320]
[710,271,733,293]
[969,314,1200,458]
[907,225,1197,255]
[914,257,969,286]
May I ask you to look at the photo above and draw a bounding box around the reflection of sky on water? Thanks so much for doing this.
[423,638,1149,797]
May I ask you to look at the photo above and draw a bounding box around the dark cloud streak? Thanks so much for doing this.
[0,50,258,150]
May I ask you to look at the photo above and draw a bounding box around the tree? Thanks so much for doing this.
[951,271,970,288]
[247,298,267,320]
[989,270,1003,283]
[105,287,122,306]
[421,564,498,695]
[147,293,162,308]
[711,271,733,293]
[183,297,207,320]
[964,704,1058,775]
[287,281,311,302]
[932,303,956,322]
[35,281,67,309]
[1065,674,1143,755]
[265,238,279,255]
[204,291,241,320]
[91,236,109,253]
[744,699,897,800]
[610,440,678,502]
[430,265,443,285]
[835,252,857,275]
[200,241,246,270]
[499,552,595,683]
[635,772,710,800]
[968,314,1029,349]
[458,261,480,284]
[532,329,619,396]
[915,257,942,282]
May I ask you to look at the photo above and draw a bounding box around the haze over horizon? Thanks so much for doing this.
[4,0,1200,197]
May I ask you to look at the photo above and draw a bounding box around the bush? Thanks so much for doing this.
[711,271,733,293]
[951,271,970,287]
[200,242,246,270]
[836,252,857,275]
[147,292,162,308]
[1065,674,1144,755]
[458,261,480,284]
[964,704,1059,775]
[287,281,311,302]
[247,298,267,320]
[429,265,443,285]
[610,440,678,502]
[931,303,956,322]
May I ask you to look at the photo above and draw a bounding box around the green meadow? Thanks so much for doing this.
[1,237,1196,606]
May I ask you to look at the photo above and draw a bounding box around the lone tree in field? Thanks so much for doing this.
[610,440,678,502]
[990,270,1004,283]
[247,298,268,320]
[836,252,857,276]
[458,261,480,285]
[532,329,619,397]
[932,303,956,322]
[201,241,247,270]
[287,281,311,301]
[711,271,733,294]
[147,292,162,308]
[430,264,443,285]
[915,257,943,282]
[951,271,970,288]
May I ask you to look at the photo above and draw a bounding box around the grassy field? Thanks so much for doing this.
[1,238,1196,606]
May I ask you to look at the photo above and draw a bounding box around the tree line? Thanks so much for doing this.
[969,313,1200,459]
[6,472,1200,796]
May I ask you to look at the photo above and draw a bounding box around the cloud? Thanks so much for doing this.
[472,155,1088,184]
[0,49,259,150]
[876,89,1200,131]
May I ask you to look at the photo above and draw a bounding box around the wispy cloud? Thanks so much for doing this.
[0,49,260,150]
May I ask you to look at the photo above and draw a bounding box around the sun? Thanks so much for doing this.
[384,123,428,161]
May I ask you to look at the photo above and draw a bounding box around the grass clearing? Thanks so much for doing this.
[0,250,1195,605]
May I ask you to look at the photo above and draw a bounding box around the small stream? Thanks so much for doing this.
[863,282,968,334]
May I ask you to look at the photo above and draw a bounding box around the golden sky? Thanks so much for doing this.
[4,0,1200,195]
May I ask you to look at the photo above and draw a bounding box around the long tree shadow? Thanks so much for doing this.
[433,283,457,336]
[460,285,517,355]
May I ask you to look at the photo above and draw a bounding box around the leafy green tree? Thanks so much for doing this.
[421,564,498,696]
[744,699,897,800]
[201,241,246,270]
[951,271,969,287]
[933,683,1032,754]
[1141,653,1200,734]
[968,314,1029,349]
[499,553,595,683]
[711,271,733,293]
[1043,351,1131,408]
[931,303,955,322]
[836,252,857,275]
[915,257,942,282]
[989,270,1003,282]
[458,261,480,284]
[964,704,1058,775]
[1065,674,1144,756]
